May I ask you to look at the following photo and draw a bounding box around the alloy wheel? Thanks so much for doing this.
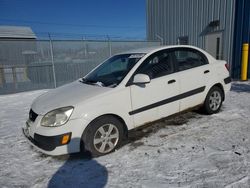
[93,124,119,153]
[209,90,222,111]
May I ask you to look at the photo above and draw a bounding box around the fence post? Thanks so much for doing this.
[156,34,164,45]
[12,67,17,90]
[107,35,112,56]
[82,36,88,58]
[0,65,5,87]
[49,33,57,88]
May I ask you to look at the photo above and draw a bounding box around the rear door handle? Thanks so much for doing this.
[204,70,210,74]
[168,79,176,84]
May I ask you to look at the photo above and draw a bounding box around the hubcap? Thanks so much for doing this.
[93,124,119,153]
[209,91,222,111]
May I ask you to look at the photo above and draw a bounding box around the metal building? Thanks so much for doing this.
[0,26,37,88]
[0,26,37,66]
[146,0,250,78]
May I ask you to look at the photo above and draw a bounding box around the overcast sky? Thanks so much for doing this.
[0,0,146,39]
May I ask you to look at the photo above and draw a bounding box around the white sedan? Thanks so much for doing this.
[23,45,231,156]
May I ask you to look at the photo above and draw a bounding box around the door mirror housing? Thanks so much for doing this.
[133,74,150,84]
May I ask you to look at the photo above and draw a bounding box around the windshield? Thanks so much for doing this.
[81,53,145,87]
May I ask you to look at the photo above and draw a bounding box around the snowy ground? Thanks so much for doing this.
[0,82,250,188]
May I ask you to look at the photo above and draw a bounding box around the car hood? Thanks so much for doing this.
[31,80,111,115]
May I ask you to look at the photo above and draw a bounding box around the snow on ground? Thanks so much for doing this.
[0,82,250,188]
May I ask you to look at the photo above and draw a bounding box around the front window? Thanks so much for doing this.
[135,50,174,79]
[81,53,145,87]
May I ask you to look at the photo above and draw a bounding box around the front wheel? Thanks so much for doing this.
[203,86,223,114]
[82,116,124,157]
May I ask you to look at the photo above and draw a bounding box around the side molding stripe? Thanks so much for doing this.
[129,86,206,115]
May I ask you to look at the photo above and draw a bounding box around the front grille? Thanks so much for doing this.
[29,109,38,122]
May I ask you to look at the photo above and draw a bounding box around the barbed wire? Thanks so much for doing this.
[0,19,145,29]
[0,31,146,40]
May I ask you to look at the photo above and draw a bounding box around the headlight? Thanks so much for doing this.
[41,107,74,127]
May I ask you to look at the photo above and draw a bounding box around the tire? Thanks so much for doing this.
[82,115,125,157]
[203,86,223,114]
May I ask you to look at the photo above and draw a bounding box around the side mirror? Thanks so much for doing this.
[133,74,150,84]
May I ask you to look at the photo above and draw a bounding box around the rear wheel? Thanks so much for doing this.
[82,116,124,157]
[203,86,223,114]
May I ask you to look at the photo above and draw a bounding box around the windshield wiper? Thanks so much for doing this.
[106,83,117,88]
[79,78,104,87]
[93,81,104,87]
[79,78,94,84]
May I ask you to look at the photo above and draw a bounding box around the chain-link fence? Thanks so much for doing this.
[0,39,160,94]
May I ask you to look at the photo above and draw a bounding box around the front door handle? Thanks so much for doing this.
[168,79,176,84]
[204,70,210,74]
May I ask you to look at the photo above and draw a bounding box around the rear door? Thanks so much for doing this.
[128,49,180,127]
[172,48,210,111]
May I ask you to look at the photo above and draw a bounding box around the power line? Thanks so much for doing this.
[0,18,145,29]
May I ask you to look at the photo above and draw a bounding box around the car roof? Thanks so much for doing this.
[123,45,202,54]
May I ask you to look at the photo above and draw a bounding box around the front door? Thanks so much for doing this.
[128,49,180,127]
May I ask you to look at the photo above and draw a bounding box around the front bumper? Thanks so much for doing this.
[22,127,71,151]
[23,115,91,156]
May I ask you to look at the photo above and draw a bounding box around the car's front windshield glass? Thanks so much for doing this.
[81,53,145,88]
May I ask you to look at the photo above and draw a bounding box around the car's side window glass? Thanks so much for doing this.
[173,49,208,71]
[135,50,174,79]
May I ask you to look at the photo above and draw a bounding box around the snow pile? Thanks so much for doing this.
[0,82,250,187]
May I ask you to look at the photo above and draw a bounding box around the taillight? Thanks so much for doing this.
[225,63,230,71]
